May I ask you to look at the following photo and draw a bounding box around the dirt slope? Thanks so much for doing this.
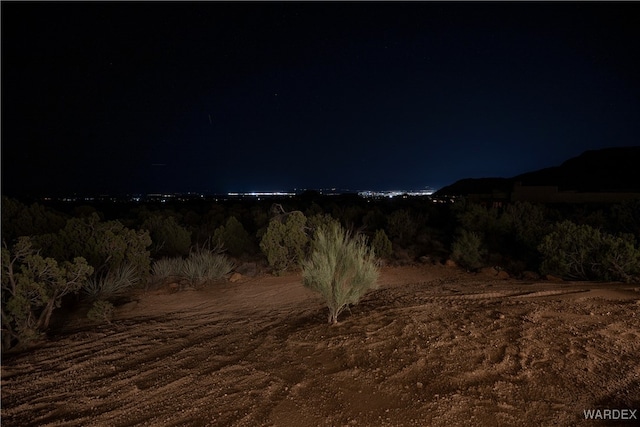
[2,265,639,426]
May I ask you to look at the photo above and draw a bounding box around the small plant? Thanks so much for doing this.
[87,300,114,323]
[182,250,234,287]
[302,223,379,324]
[83,263,140,300]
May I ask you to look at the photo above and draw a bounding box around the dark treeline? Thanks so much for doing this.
[2,194,640,350]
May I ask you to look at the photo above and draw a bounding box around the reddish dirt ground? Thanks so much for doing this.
[2,265,639,426]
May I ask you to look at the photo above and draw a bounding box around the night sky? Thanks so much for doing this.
[2,2,639,196]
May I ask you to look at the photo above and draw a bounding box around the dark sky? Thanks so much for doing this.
[2,2,639,196]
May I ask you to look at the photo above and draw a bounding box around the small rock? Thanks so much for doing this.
[479,266,498,276]
[497,270,510,280]
[445,259,457,268]
[521,271,540,281]
[416,382,423,389]
[229,273,243,283]
[235,262,258,277]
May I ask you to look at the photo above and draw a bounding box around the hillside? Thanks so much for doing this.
[435,147,640,197]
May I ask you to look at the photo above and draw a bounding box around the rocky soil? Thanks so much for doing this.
[2,265,639,426]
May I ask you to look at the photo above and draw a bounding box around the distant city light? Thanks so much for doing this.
[41,186,439,203]
[227,191,296,197]
[357,188,435,198]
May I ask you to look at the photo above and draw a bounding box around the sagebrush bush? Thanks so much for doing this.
[451,229,485,270]
[371,229,393,259]
[302,223,379,324]
[539,220,640,282]
[182,250,234,287]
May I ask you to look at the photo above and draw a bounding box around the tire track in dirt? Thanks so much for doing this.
[2,268,639,426]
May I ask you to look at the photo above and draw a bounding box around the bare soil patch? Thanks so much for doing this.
[2,265,639,426]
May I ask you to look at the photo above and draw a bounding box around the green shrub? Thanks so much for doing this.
[141,214,191,258]
[539,220,640,282]
[451,229,486,270]
[182,250,234,287]
[212,216,253,257]
[1,197,67,244]
[83,263,139,300]
[500,202,548,248]
[302,223,379,324]
[362,208,386,231]
[260,211,309,274]
[387,209,417,243]
[306,213,341,234]
[1,237,93,350]
[611,198,640,238]
[371,229,393,259]
[36,213,151,280]
[86,300,114,323]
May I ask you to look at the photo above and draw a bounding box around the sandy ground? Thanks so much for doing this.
[2,265,639,427]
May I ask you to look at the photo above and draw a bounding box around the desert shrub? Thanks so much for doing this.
[36,213,151,279]
[1,197,67,244]
[212,216,253,257]
[302,223,379,324]
[83,263,139,300]
[260,211,308,274]
[362,208,386,231]
[453,200,501,234]
[182,250,234,287]
[387,209,417,243]
[499,201,550,270]
[141,214,191,258]
[306,213,341,234]
[539,220,640,282]
[151,257,184,281]
[304,202,325,218]
[451,229,486,270]
[86,300,114,323]
[611,198,640,238]
[1,237,93,350]
[500,202,548,248]
[371,229,393,259]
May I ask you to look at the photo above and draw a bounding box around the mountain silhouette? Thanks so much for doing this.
[435,147,640,197]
